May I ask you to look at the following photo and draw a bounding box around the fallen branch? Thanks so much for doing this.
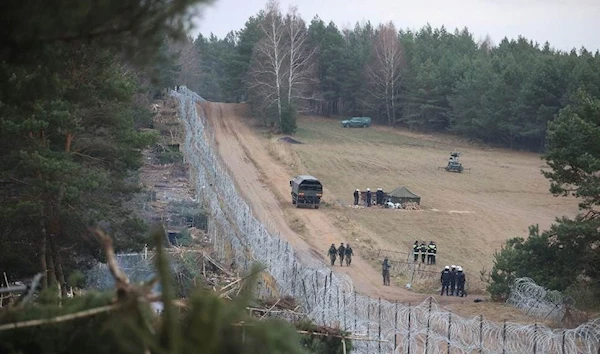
[0,304,119,332]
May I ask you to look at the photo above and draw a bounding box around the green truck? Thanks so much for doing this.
[289,175,323,209]
[341,116,371,128]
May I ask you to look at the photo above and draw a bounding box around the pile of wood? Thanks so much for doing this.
[402,202,421,210]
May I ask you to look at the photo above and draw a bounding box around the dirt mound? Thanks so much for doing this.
[278,136,303,144]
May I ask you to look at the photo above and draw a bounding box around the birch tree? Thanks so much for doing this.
[366,22,404,126]
[248,0,286,128]
[284,6,317,113]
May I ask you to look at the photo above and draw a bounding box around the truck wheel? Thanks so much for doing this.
[343,124,348,128]
[292,199,296,204]
[314,205,319,209]
[362,124,367,127]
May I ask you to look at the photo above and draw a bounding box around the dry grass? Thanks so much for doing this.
[288,116,579,293]
[267,138,301,174]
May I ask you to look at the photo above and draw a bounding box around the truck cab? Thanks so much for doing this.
[289,175,323,209]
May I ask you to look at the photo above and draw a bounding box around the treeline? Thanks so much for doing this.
[180,0,600,150]
[0,0,209,292]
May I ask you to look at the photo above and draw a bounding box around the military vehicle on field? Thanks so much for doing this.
[438,150,470,173]
[341,116,371,128]
[289,175,323,209]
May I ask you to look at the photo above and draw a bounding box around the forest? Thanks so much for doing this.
[177,0,600,150]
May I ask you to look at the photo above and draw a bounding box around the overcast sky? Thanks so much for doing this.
[193,0,600,52]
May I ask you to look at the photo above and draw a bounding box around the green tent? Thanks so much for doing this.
[387,186,421,205]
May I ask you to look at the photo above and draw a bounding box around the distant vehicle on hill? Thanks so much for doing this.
[341,117,371,128]
[289,175,322,209]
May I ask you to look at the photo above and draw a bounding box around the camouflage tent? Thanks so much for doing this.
[387,186,420,205]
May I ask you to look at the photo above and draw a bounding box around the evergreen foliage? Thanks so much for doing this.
[488,92,600,305]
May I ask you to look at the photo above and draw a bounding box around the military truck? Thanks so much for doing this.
[289,175,323,209]
[341,117,371,128]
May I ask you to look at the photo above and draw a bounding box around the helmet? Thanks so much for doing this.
[458,267,463,272]
[444,266,449,270]
[356,189,359,191]
[451,265,456,269]
[367,188,370,191]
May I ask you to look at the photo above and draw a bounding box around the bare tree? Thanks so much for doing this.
[248,0,286,127]
[284,6,317,113]
[366,22,405,126]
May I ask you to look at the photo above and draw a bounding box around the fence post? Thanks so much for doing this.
[533,323,537,354]
[502,320,506,354]
[479,314,483,354]
[407,304,412,354]
[367,302,371,352]
[378,297,382,354]
[425,298,432,354]
[337,285,340,321]
[323,274,327,325]
[394,301,398,351]
[354,291,357,332]
[343,290,347,331]
[447,312,452,354]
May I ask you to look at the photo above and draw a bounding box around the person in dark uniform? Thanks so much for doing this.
[376,188,384,205]
[338,243,346,266]
[440,266,451,295]
[328,244,337,266]
[413,240,420,262]
[427,241,435,265]
[382,257,391,286]
[456,266,466,297]
[450,265,457,295]
[345,244,353,266]
[431,242,437,265]
[353,189,360,205]
[419,241,427,264]
[366,188,372,207]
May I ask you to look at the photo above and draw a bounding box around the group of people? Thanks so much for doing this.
[413,240,437,265]
[353,188,386,207]
[327,243,354,266]
[440,265,467,297]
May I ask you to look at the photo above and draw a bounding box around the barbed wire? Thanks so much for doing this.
[86,87,600,354]
[506,277,572,322]
[169,87,600,354]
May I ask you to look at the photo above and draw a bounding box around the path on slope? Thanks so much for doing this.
[200,101,467,306]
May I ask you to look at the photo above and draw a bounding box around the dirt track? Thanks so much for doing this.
[199,101,468,306]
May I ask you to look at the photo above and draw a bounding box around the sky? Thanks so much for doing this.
[193,0,600,52]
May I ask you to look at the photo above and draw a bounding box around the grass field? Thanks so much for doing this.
[283,116,579,288]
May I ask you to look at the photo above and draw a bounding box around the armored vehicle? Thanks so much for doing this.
[289,175,323,209]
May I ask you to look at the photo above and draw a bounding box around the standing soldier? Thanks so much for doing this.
[456,266,466,297]
[338,243,346,266]
[328,244,337,266]
[427,241,435,265]
[440,266,451,296]
[431,241,437,265]
[345,244,353,266]
[419,241,428,264]
[366,188,372,207]
[450,265,457,295]
[353,189,360,206]
[382,257,391,286]
[413,240,419,262]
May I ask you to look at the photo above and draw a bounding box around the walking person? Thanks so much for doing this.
[382,256,391,286]
[419,241,428,264]
[328,244,337,266]
[366,188,372,207]
[456,266,466,297]
[353,189,360,206]
[345,244,353,266]
[413,240,419,262]
[450,265,457,295]
[338,243,346,266]
[440,266,451,296]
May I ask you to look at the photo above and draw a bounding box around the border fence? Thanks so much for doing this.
[87,86,599,353]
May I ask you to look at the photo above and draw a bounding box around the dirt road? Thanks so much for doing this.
[199,101,467,305]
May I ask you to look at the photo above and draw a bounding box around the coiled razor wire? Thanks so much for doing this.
[507,277,572,322]
[87,86,599,353]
